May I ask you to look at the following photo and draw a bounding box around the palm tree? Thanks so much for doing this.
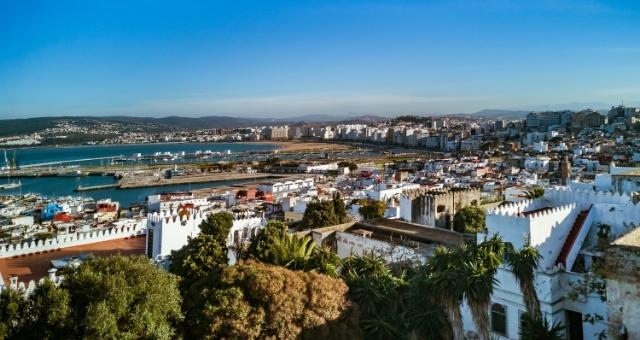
[424,246,467,340]
[465,235,506,340]
[519,313,564,340]
[305,246,342,277]
[341,253,407,340]
[523,186,545,199]
[269,233,316,270]
[506,244,543,320]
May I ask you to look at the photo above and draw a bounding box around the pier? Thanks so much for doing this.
[74,184,121,192]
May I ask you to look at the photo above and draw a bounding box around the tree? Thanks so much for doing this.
[465,236,506,339]
[247,220,287,262]
[199,211,233,243]
[22,279,71,339]
[524,186,545,199]
[62,255,183,339]
[170,234,230,290]
[424,246,468,340]
[306,246,342,278]
[337,161,358,172]
[520,313,564,340]
[0,288,26,339]
[358,199,386,220]
[171,211,234,290]
[506,244,543,320]
[268,233,316,270]
[301,198,349,229]
[181,261,361,339]
[341,253,407,339]
[453,206,486,233]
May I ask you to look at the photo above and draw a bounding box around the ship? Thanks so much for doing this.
[0,181,21,190]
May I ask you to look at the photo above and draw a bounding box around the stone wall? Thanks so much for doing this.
[399,188,481,228]
[606,238,640,339]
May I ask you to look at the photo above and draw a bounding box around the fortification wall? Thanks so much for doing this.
[0,220,146,259]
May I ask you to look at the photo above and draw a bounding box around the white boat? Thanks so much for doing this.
[0,181,21,190]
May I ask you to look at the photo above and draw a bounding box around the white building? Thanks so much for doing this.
[146,207,265,261]
[462,187,640,339]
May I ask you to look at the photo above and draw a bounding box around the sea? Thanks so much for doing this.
[2,142,279,207]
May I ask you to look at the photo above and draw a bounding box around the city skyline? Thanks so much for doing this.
[2,0,640,118]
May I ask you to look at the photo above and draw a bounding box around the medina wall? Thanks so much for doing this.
[400,188,481,228]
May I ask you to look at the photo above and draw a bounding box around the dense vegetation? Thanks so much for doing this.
[0,211,557,340]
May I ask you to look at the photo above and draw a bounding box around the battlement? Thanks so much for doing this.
[401,187,481,200]
[147,208,263,226]
[0,221,146,259]
[545,187,633,210]
[487,200,576,221]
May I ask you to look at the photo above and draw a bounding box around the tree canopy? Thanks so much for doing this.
[170,211,234,290]
[62,255,183,339]
[181,261,361,339]
[453,206,486,233]
[300,198,349,229]
[358,199,386,220]
[0,255,184,339]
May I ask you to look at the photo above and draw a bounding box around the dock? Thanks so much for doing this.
[74,184,121,192]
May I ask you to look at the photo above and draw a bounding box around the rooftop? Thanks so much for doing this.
[0,236,145,285]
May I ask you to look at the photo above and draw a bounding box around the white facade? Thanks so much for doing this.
[146,208,264,260]
[462,187,640,339]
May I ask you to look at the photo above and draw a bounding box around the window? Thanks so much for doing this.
[437,205,446,213]
[491,304,507,336]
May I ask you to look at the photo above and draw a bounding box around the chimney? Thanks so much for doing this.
[8,274,18,289]
[48,268,58,281]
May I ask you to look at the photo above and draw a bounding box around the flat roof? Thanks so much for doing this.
[0,236,145,285]
[354,218,465,246]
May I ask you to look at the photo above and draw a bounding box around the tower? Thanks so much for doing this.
[560,155,571,185]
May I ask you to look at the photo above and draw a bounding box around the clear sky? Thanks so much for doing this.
[1,0,639,118]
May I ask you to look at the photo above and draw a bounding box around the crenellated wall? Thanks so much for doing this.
[399,188,481,228]
[0,220,146,259]
[146,208,264,259]
[486,202,580,269]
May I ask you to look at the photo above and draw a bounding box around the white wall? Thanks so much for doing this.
[0,219,146,258]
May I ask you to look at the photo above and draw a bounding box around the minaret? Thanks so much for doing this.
[560,155,571,185]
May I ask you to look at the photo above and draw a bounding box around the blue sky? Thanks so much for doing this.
[1,0,639,118]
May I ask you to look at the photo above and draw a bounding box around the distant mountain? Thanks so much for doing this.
[0,114,389,137]
[471,109,529,120]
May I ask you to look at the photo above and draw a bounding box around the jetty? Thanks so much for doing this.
[74,184,121,192]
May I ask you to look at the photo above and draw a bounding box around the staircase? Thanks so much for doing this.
[556,206,592,268]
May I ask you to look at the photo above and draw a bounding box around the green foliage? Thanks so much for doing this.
[524,186,545,199]
[22,280,71,339]
[268,233,316,270]
[181,261,361,339]
[249,221,342,277]
[306,246,342,278]
[247,219,288,262]
[199,212,234,243]
[33,232,54,242]
[301,198,349,229]
[170,234,230,290]
[341,253,409,339]
[337,161,358,171]
[62,255,183,339]
[171,211,234,290]
[358,199,386,220]
[453,206,486,233]
[0,288,26,339]
[506,244,543,320]
[519,313,564,340]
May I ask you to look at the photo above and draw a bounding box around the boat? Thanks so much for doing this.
[0,181,21,190]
